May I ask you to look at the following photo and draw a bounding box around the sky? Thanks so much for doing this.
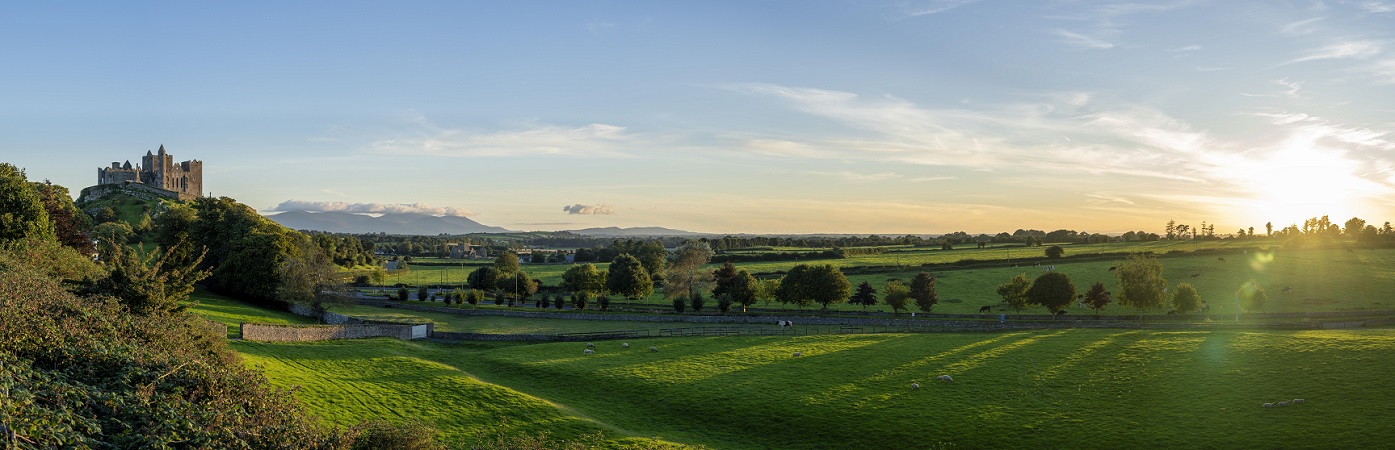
[3,1,1394,235]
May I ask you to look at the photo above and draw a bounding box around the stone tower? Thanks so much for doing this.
[97,144,203,198]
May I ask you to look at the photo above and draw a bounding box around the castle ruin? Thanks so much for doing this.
[97,145,203,199]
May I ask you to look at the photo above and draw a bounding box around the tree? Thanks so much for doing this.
[561,263,606,297]
[606,254,653,299]
[1026,271,1076,317]
[277,235,347,316]
[1171,282,1201,314]
[1266,221,1273,237]
[712,263,758,312]
[884,280,910,314]
[1165,220,1176,240]
[493,251,520,275]
[469,266,500,291]
[417,285,429,301]
[1237,280,1267,312]
[1115,253,1168,319]
[0,163,53,244]
[1045,245,1065,259]
[509,270,539,302]
[1084,282,1111,316]
[91,221,135,260]
[850,281,878,310]
[775,263,851,310]
[1345,217,1367,239]
[83,243,210,316]
[909,272,938,313]
[756,278,779,309]
[689,291,706,312]
[32,180,93,254]
[397,287,410,302]
[664,241,714,306]
[636,240,668,283]
[996,274,1031,315]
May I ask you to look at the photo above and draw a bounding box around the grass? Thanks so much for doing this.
[228,328,1395,449]
[327,302,802,335]
[185,288,316,338]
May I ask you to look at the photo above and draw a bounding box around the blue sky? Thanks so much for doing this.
[3,1,1394,234]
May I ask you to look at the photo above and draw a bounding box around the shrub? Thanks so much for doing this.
[417,286,429,301]
[397,287,410,302]
[672,297,686,313]
[572,292,589,311]
[598,295,611,311]
[466,289,484,305]
[690,292,706,312]
[717,294,733,313]
[554,295,565,309]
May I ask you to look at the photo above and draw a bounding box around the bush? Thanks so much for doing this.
[672,297,686,313]
[417,286,429,301]
[397,287,410,302]
[553,295,565,309]
[572,292,589,311]
[717,294,733,313]
[350,419,444,450]
[598,295,611,311]
[690,292,706,312]
[466,289,484,305]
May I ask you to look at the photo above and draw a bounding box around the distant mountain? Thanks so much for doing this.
[564,226,704,237]
[265,211,512,235]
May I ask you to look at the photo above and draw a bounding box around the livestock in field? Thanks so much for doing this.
[1218,257,1226,262]
[1293,399,1305,404]
[936,375,953,382]
[622,342,630,348]
[778,320,795,328]
[586,343,596,349]
[979,305,992,313]
[583,349,594,355]
[1277,401,1289,407]
[649,346,659,352]
[911,382,920,390]
[1263,403,1274,408]
[793,352,802,357]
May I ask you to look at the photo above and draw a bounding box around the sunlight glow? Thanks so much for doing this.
[1238,136,1382,227]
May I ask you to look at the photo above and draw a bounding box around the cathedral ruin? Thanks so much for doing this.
[97,145,203,199]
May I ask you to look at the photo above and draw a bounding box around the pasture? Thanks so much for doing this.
[380,246,1395,317]
[229,328,1395,449]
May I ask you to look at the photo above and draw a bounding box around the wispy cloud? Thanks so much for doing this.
[1053,29,1115,49]
[806,171,904,182]
[563,203,616,215]
[269,200,474,217]
[1085,192,1136,205]
[372,116,642,158]
[1281,40,1383,65]
[901,0,982,17]
[1358,1,1395,13]
[1280,17,1325,35]
[1168,44,1202,52]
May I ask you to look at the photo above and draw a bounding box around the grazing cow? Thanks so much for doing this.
[1034,262,1041,267]
[979,305,992,313]
[911,382,920,390]
[778,320,795,328]
[936,375,953,382]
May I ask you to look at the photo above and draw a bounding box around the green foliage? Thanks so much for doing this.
[553,295,565,309]
[1084,281,1111,315]
[850,281,878,309]
[466,289,485,305]
[689,291,706,312]
[493,251,520,275]
[560,263,605,296]
[884,280,910,313]
[716,293,733,313]
[278,235,347,315]
[711,263,758,310]
[0,163,54,244]
[1115,253,1168,317]
[0,253,357,447]
[672,297,686,313]
[776,264,852,310]
[32,180,93,254]
[469,266,500,291]
[82,243,210,316]
[348,419,444,450]
[189,197,301,302]
[398,287,410,302]
[1026,271,1076,315]
[1171,282,1201,314]
[1237,280,1268,312]
[571,292,589,310]
[90,221,134,259]
[910,272,938,313]
[418,286,430,301]
[606,254,654,299]
[996,274,1031,314]
[1045,245,1065,259]
[598,295,611,311]
[664,242,714,303]
[0,236,103,282]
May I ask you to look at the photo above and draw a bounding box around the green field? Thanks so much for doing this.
[227,328,1395,449]
[187,288,317,338]
[381,245,1395,317]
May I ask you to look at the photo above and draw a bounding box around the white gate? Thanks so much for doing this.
[411,325,428,339]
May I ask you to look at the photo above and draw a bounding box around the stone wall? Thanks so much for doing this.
[240,323,417,342]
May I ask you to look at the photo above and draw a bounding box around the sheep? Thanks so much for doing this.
[1277,401,1289,407]
[622,342,630,349]
[979,305,992,313]
[1293,398,1305,404]
[583,349,594,355]
[586,343,596,349]
[792,351,803,357]
[649,346,659,352]
[1262,402,1274,408]
[936,375,953,382]
[911,382,921,390]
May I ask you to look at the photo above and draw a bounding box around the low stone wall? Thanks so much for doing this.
[430,331,559,341]
[240,323,417,342]
[198,318,228,339]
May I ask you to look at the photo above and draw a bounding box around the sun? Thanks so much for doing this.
[1240,145,1377,228]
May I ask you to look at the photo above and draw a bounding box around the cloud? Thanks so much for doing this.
[1053,29,1115,49]
[270,200,474,216]
[806,171,904,182]
[372,118,641,158]
[1282,40,1383,65]
[1358,2,1395,13]
[563,203,616,215]
[1280,17,1324,35]
[902,0,981,17]
[1085,193,1136,205]
[1168,45,1202,52]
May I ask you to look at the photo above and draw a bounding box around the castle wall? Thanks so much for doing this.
[99,147,202,198]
